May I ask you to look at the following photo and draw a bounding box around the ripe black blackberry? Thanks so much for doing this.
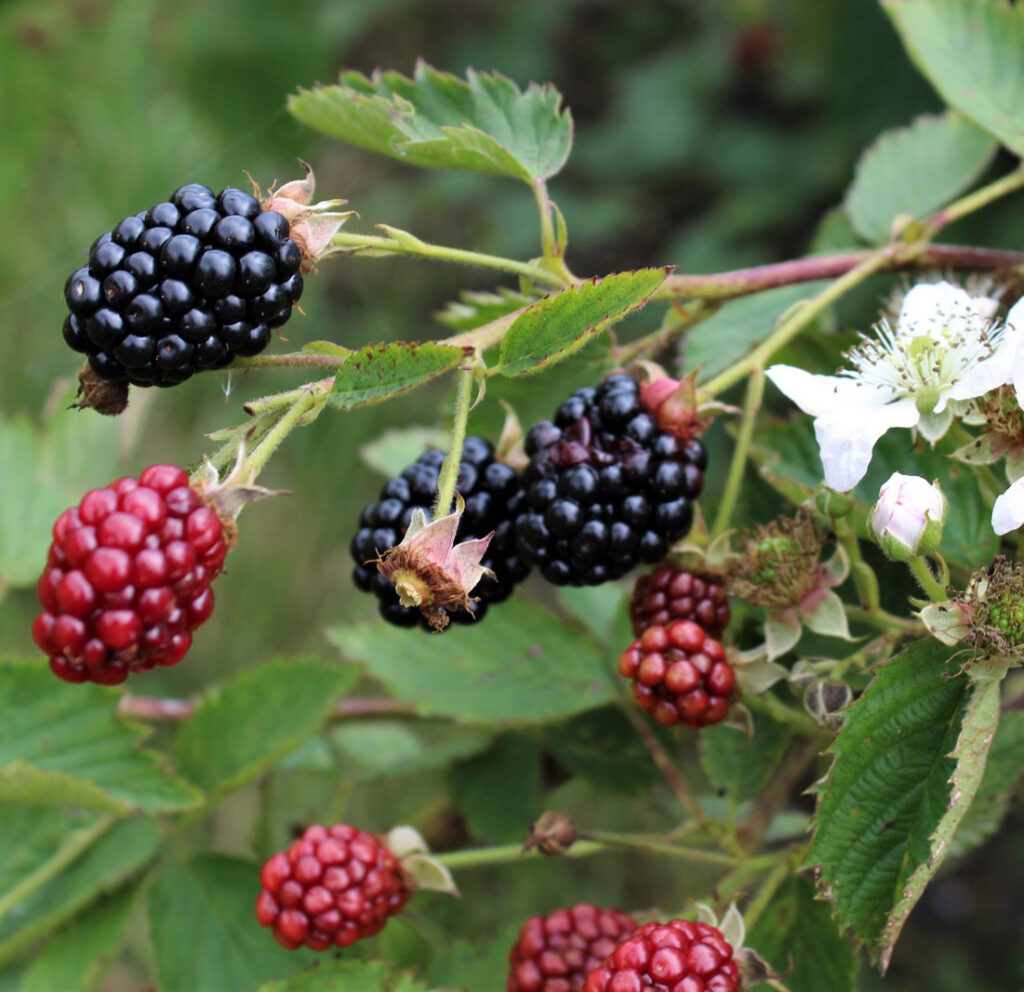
[62,183,303,388]
[350,438,530,629]
[515,375,705,586]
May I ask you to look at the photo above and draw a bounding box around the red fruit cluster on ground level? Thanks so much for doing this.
[618,620,736,728]
[629,564,730,639]
[508,903,638,992]
[256,823,409,951]
[584,919,739,992]
[33,464,228,685]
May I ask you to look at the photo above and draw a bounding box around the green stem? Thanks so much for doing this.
[909,555,949,603]
[435,840,602,870]
[844,604,922,636]
[921,163,1024,235]
[533,178,558,260]
[613,300,719,365]
[712,369,765,537]
[229,352,347,371]
[701,250,899,396]
[833,515,879,610]
[0,815,119,922]
[586,831,738,867]
[243,378,333,417]
[743,693,818,736]
[432,368,475,519]
[244,392,318,482]
[743,849,801,932]
[331,231,568,288]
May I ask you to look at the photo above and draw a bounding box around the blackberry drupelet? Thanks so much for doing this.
[515,375,705,586]
[350,437,530,629]
[62,183,304,387]
[630,564,730,638]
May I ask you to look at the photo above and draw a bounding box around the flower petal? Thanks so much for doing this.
[766,365,897,417]
[945,334,1020,407]
[813,397,919,492]
[992,475,1024,535]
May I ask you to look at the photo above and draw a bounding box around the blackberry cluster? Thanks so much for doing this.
[62,183,303,387]
[584,919,739,992]
[630,564,730,639]
[618,620,736,729]
[507,904,637,992]
[515,375,705,586]
[32,465,229,685]
[351,437,530,629]
[256,824,408,951]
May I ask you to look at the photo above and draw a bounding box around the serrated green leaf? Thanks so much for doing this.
[327,341,471,410]
[807,639,968,960]
[0,762,125,813]
[260,959,437,992]
[435,288,536,334]
[0,407,121,589]
[289,63,572,183]
[0,814,159,965]
[20,882,139,992]
[498,270,666,377]
[0,660,200,813]
[149,855,319,992]
[449,733,540,842]
[879,664,1003,968]
[359,427,450,478]
[328,599,616,724]
[747,875,858,992]
[949,709,1024,858]
[688,282,829,385]
[844,111,996,242]
[425,926,520,992]
[699,709,791,804]
[544,706,665,794]
[883,0,1024,154]
[173,657,358,795]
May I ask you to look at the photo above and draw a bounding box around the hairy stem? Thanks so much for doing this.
[331,230,568,288]
[656,244,1024,303]
[230,352,348,371]
[922,164,1024,234]
[742,848,803,932]
[712,369,765,537]
[432,368,476,519]
[909,555,949,603]
[244,392,318,482]
[585,831,738,867]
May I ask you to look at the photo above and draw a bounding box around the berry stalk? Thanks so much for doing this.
[711,367,765,538]
[432,367,475,520]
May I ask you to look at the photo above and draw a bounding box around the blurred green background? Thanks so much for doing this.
[2,1,1023,989]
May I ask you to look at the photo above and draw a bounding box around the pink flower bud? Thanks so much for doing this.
[869,473,946,562]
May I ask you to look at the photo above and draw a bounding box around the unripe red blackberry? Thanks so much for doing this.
[515,375,705,586]
[62,183,303,387]
[618,620,736,728]
[33,465,230,685]
[508,904,637,992]
[350,437,530,629]
[255,824,409,951]
[584,919,739,992]
[630,564,730,639]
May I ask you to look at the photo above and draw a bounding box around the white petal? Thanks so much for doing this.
[813,398,919,492]
[898,281,973,328]
[766,365,896,418]
[991,475,1024,535]
[1006,297,1024,334]
[945,335,1020,406]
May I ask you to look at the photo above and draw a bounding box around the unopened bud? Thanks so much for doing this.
[869,473,946,562]
[522,811,580,856]
[815,487,854,519]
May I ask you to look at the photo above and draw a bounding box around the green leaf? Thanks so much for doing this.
[288,63,572,183]
[687,283,829,385]
[435,288,536,334]
[260,959,436,992]
[883,0,1024,154]
[949,709,1024,858]
[879,662,1004,968]
[173,657,358,796]
[328,599,616,724]
[844,111,997,242]
[498,270,666,377]
[544,706,666,794]
[20,882,139,992]
[425,927,520,991]
[359,427,449,477]
[747,875,858,992]
[327,341,471,410]
[807,639,968,962]
[449,733,540,842]
[0,660,200,814]
[0,408,121,590]
[148,855,318,992]
[0,813,159,965]
[699,709,791,804]
[0,763,126,813]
